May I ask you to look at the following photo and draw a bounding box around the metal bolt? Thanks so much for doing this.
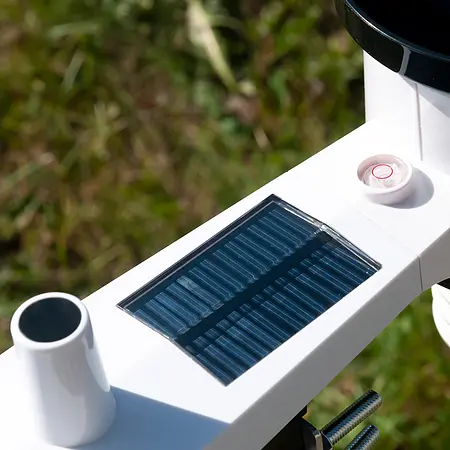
[345,425,380,450]
[321,390,382,445]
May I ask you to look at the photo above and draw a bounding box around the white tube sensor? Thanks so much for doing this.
[10,292,116,447]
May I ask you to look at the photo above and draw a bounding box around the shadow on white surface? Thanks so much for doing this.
[394,169,434,209]
[80,387,227,450]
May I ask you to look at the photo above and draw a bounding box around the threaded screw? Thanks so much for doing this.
[321,390,382,445]
[345,425,380,450]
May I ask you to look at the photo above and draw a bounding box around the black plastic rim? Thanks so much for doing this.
[335,0,450,93]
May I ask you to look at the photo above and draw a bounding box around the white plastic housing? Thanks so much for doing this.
[364,53,450,350]
[9,292,116,447]
[2,117,450,449]
[364,52,450,176]
[1,51,450,450]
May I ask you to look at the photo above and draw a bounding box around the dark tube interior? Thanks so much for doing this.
[353,0,450,55]
[19,297,82,343]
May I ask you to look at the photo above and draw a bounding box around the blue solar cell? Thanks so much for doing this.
[118,195,380,385]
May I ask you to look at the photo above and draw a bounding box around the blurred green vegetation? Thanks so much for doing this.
[0,0,449,448]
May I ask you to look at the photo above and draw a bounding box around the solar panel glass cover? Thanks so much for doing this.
[118,195,380,385]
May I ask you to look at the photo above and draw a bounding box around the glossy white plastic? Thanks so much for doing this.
[9,292,116,447]
[363,52,421,158]
[364,52,450,176]
[0,117,442,450]
[417,84,450,176]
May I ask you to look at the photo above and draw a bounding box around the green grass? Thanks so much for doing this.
[0,1,448,448]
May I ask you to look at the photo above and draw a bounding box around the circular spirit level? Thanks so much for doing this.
[357,154,415,205]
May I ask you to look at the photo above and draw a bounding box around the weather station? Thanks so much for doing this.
[2,1,450,449]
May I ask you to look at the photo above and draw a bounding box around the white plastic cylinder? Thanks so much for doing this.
[363,52,421,160]
[415,83,450,175]
[10,292,116,447]
[364,52,450,176]
[364,53,450,348]
[364,52,418,124]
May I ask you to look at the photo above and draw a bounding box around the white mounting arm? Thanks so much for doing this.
[2,105,450,449]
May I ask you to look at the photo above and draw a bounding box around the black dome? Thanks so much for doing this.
[335,0,450,93]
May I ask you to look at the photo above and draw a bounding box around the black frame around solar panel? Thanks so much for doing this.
[118,195,381,385]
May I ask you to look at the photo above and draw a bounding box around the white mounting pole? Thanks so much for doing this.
[9,292,116,447]
[363,52,421,158]
[363,51,450,347]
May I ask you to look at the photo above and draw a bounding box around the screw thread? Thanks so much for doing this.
[321,390,382,445]
[345,425,380,450]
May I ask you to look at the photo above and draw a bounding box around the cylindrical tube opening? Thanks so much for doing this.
[349,0,449,55]
[18,297,82,343]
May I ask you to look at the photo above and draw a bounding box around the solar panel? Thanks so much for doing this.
[118,195,380,385]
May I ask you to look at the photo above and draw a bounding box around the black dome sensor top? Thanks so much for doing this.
[335,0,450,92]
